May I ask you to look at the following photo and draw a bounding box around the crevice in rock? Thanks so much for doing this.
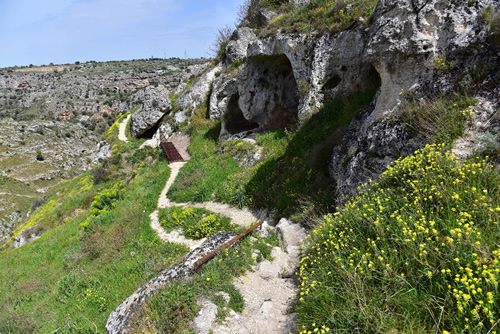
[140,113,168,139]
[323,74,341,90]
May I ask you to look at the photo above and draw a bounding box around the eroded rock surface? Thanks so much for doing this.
[130,85,171,138]
[106,231,237,334]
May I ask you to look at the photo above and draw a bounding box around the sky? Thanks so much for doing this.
[0,0,243,68]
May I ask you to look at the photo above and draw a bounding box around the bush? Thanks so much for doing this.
[482,5,500,48]
[261,0,378,35]
[296,144,500,333]
[209,24,233,61]
[158,207,234,239]
[92,161,110,185]
[35,149,44,161]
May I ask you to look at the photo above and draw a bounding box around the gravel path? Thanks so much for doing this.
[117,131,302,333]
[149,161,260,249]
[118,115,130,142]
[209,243,299,334]
[149,162,206,249]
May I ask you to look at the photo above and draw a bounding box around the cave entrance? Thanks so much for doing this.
[140,113,168,139]
[241,54,300,131]
[224,93,259,134]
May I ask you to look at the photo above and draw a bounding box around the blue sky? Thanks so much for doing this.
[0,0,243,68]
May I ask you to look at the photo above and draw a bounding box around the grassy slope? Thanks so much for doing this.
[168,90,377,218]
[0,160,189,333]
[0,110,192,333]
[296,144,499,333]
[0,162,187,333]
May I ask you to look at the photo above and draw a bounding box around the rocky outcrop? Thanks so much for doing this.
[174,64,224,123]
[208,0,498,203]
[130,85,171,138]
[12,224,42,248]
[106,231,237,334]
[95,141,112,163]
[329,0,498,204]
[215,29,381,137]
[365,0,494,118]
[226,27,257,63]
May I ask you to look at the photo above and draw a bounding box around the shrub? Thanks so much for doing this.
[92,161,110,185]
[209,24,233,61]
[158,207,234,239]
[261,0,378,35]
[296,144,500,333]
[482,5,500,48]
[35,149,44,161]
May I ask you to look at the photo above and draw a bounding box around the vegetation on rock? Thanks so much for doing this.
[296,144,499,333]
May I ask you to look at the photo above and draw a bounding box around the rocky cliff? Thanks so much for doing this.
[199,0,499,204]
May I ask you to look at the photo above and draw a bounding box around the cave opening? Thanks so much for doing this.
[242,54,300,131]
[224,93,259,134]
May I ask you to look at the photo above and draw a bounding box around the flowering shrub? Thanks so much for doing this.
[296,144,499,333]
[159,207,234,239]
[78,287,108,312]
[432,56,454,71]
[80,183,123,230]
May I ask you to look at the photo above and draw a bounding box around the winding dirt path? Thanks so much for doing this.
[117,130,301,333]
[118,115,130,142]
[0,192,36,198]
[149,162,206,249]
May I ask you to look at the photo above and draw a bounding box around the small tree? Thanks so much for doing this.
[209,24,234,61]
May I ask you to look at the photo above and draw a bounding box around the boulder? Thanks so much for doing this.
[275,218,306,256]
[194,299,218,334]
[226,27,257,63]
[130,85,171,138]
[94,140,112,163]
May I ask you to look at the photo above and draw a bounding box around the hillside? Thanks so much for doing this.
[1,0,499,333]
[0,58,209,246]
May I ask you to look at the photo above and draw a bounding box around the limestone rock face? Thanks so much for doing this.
[130,85,171,138]
[209,0,498,202]
[226,27,257,63]
[232,54,300,133]
[94,141,112,163]
[290,0,310,5]
[216,30,379,137]
[209,76,239,120]
[329,102,421,204]
[366,0,492,118]
[329,0,497,204]
[174,64,224,123]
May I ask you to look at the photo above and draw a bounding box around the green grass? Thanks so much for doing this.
[167,107,241,202]
[158,207,237,239]
[0,160,190,333]
[136,231,280,333]
[295,144,500,333]
[169,90,377,219]
[398,94,478,146]
[260,0,378,35]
